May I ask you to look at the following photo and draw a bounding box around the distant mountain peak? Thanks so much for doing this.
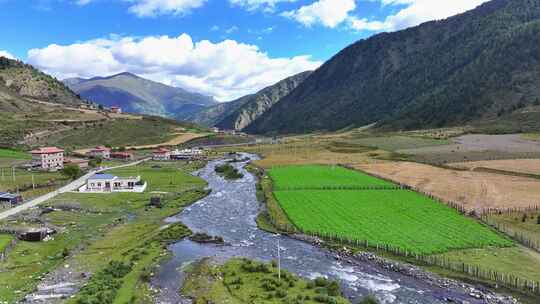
[64,72,216,121]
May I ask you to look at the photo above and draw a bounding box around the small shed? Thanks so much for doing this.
[17,228,55,242]
[0,192,23,205]
[149,196,163,208]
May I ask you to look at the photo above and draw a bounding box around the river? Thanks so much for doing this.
[151,154,501,304]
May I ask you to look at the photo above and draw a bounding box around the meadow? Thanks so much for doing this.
[274,190,511,255]
[268,165,394,190]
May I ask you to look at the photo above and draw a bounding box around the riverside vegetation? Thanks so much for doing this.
[181,258,353,304]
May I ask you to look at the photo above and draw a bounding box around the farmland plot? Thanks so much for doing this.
[274,190,512,254]
[269,165,394,190]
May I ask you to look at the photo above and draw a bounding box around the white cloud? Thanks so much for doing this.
[225,26,239,34]
[127,0,206,17]
[27,34,321,101]
[229,0,297,12]
[282,0,355,28]
[350,0,490,31]
[0,50,16,60]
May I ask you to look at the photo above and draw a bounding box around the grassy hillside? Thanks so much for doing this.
[42,116,201,149]
[247,0,540,134]
[0,57,81,105]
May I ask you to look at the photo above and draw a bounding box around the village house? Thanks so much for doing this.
[152,148,171,161]
[30,147,64,171]
[171,148,204,160]
[111,151,134,161]
[87,146,111,159]
[79,173,146,193]
[110,106,122,114]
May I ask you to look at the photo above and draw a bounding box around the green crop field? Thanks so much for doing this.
[268,165,394,190]
[274,190,512,254]
[0,149,30,160]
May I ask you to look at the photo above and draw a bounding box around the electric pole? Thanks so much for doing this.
[277,238,281,282]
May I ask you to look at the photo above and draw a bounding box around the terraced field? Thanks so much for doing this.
[269,165,512,255]
[268,165,394,190]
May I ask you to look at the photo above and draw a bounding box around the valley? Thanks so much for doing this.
[2,0,540,303]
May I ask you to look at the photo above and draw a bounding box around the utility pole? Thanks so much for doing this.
[277,238,281,282]
[1,168,4,181]
[12,167,15,182]
[32,174,35,190]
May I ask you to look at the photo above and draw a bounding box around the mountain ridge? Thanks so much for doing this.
[190,71,312,130]
[64,72,216,120]
[247,0,540,134]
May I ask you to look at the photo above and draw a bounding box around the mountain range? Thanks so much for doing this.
[190,71,312,131]
[64,72,216,121]
[247,0,540,134]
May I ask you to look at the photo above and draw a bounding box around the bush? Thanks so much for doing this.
[314,277,329,287]
[359,295,380,304]
[327,281,340,296]
[215,163,244,180]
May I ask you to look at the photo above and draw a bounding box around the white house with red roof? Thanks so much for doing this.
[30,147,64,170]
[152,148,171,161]
[110,106,122,114]
[87,146,111,159]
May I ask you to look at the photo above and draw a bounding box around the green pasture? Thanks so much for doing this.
[274,190,512,255]
[268,165,394,190]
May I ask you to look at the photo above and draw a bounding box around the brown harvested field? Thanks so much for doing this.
[355,161,540,211]
[449,159,540,176]
[237,139,387,169]
[127,132,210,149]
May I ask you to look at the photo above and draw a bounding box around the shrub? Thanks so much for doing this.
[359,295,380,304]
[314,277,328,287]
[327,281,340,296]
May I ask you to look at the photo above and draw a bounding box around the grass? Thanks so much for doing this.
[484,212,540,246]
[274,190,512,255]
[268,165,394,190]
[0,234,13,252]
[0,148,30,160]
[0,168,68,200]
[523,133,540,141]
[0,160,207,303]
[44,117,200,149]
[343,135,450,152]
[437,246,540,283]
[215,163,244,180]
[182,258,351,304]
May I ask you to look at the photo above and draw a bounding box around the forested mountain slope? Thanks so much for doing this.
[247,0,540,134]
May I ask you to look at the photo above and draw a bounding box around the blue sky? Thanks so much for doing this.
[0,0,489,100]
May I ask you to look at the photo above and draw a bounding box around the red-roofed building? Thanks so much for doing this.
[30,147,64,170]
[152,148,171,161]
[110,106,122,114]
[87,146,111,159]
[111,151,134,161]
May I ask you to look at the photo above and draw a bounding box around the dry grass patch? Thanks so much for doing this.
[356,161,540,211]
[449,159,540,176]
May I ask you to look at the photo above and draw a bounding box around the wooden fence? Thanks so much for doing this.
[299,229,540,296]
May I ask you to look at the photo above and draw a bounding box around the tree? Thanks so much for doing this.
[89,157,103,168]
[359,295,379,304]
[537,214,540,225]
[522,213,528,223]
[62,164,81,180]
